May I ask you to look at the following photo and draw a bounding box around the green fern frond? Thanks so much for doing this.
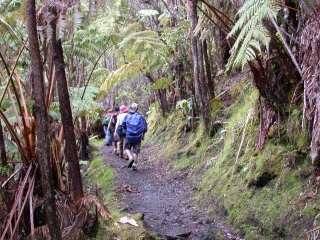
[101,60,143,92]
[0,18,20,42]
[49,102,61,120]
[69,86,100,100]
[119,22,143,36]
[128,30,159,38]
[227,0,280,70]
[229,25,270,70]
[89,68,110,86]
[71,100,103,117]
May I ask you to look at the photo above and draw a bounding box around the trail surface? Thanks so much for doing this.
[102,142,242,240]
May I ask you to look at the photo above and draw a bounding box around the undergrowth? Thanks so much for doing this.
[145,81,319,239]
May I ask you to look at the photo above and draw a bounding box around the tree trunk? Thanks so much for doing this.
[190,0,210,130]
[203,40,215,99]
[25,1,62,239]
[50,15,84,201]
[0,119,7,166]
[158,88,169,116]
[190,1,201,115]
[79,116,89,160]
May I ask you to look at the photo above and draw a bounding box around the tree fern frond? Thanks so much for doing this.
[101,60,144,91]
[89,68,110,86]
[228,25,270,70]
[227,0,279,71]
[229,0,280,38]
[119,22,143,36]
[0,18,21,42]
[49,102,61,120]
[70,7,82,32]
[128,30,159,39]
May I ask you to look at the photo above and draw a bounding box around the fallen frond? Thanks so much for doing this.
[76,194,113,221]
[28,225,49,240]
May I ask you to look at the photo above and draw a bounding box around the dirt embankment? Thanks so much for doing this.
[101,143,242,240]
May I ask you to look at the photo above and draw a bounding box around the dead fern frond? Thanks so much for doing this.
[56,200,74,229]
[28,225,49,240]
[63,209,88,240]
[76,194,113,220]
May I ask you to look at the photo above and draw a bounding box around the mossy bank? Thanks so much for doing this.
[145,79,318,239]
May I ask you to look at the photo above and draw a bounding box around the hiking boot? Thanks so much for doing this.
[128,159,134,168]
[132,164,137,171]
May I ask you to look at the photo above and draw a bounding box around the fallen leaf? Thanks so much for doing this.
[118,215,138,227]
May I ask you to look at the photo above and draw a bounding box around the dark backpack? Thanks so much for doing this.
[125,113,146,142]
[110,113,118,126]
[117,124,126,137]
[102,116,111,126]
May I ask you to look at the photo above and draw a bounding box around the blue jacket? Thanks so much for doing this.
[123,112,147,143]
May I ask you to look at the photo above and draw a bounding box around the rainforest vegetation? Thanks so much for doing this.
[0,0,320,239]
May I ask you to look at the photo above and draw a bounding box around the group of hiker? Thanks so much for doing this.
[102,103,148,171]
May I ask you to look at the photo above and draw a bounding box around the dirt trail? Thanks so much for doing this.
[101,142,242,240]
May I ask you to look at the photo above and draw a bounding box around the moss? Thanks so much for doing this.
[141,83,320,239]
[302,206,318,218]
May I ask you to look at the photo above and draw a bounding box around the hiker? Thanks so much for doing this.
[103,108,113,146]
[114,105,129,159]
[107,106,119,154]
[122,102,147,170]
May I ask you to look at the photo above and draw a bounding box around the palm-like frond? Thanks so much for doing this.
[0,18,21,42]
[72,87,103,115]
[226,0,280,70]
[101,60,144,92]
[229,24,270,69]
[89,68,110,87]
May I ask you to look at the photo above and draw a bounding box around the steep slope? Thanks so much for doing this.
[145,74,318,239]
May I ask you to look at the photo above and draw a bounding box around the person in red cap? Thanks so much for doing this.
[114,105,129,159]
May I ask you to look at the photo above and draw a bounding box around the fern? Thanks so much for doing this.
[226,0,281,70]
[101,60,144,92]
[0,18,21,42]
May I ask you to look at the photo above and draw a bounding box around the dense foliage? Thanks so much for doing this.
[0,0,320,238]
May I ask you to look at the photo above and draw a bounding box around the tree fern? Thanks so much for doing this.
[0,18,21,43]
[226,0,281,71]
[100,60,144,92]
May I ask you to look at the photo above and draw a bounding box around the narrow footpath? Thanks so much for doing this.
[101,142,242,240]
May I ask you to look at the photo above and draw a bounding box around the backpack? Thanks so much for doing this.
[102,116,111,126]
[117,124,126,137]
[125,113,146,143]
[110,113,118,126]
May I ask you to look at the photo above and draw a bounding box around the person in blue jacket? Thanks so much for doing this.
[122,102,147,170]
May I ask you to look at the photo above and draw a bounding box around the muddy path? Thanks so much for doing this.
[101,142,242,240]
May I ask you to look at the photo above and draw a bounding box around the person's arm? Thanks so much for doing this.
[122,115,127,130]
[141,116,147,141]
[107,114,112,133]
[143,116,148,132]
[114,115,120,135]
